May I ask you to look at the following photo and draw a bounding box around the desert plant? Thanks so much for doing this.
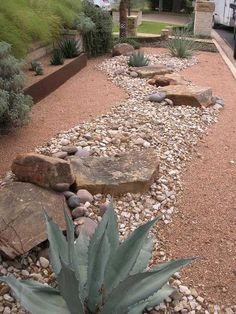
[0,203,194,314]
[166,29,200,58]
[50,48,64,65]
[35,64,44,76]
[73,12,95,34]
[128,51,149,67]
[0,41,33,131]
[59,38,81,58]
[30,60,41,71]
[113,37,141,49]
[83,1,113,57]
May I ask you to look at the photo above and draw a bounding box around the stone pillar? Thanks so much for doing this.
[127,16,138,37]
[194,0,215,37]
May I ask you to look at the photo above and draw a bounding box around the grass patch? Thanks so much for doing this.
[113,21,181,35]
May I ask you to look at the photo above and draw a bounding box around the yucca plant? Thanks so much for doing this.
[50,48,64,65]
[166,29,200,58]
[128,51,149,67]
[59,38,81,58]
[0,204,194,314]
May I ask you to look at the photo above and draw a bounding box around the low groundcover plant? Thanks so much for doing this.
[0,203,194,314]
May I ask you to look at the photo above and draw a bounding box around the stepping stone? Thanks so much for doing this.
[159,84,213,108]
[11,153,75,191]
[134,65,173,78]
[68,149,159,196]
[148,73,189,87]
[0,182,67,258]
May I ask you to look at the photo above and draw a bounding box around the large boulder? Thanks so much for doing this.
[11,153,75,191]
[148,73,189,87]
[68,150,159,196]
[134,65,173,78]
[112,43,134,57]
[159,84,213,108]
[0,182,68,258]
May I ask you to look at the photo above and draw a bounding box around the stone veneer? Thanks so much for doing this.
[194,0,215,37]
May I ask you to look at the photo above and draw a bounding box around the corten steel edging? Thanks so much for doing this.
[24,53,87,104]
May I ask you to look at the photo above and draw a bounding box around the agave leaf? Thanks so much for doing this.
[57,259,85,314]
[104,218,158,297]
[87,231,111,313]
[129,237,154,275]
[127,301,149,314]
[63,208,75,268]
[101,258,194,314]
[44,211,68,275]
[74,230,90,296]
[0,276,70,314]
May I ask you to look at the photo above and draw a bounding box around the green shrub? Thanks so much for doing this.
[166,29,200,58]
[83,1,113,57]
[113,37,141,49]
[128,51,149,67]
[73,12,96,34]
[59,38,81,58]
[0,0,81,58]
[0,42,33,132]
[50,48,65,65]
[0,203,194,314]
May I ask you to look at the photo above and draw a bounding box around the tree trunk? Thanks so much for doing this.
[119,0,127,38]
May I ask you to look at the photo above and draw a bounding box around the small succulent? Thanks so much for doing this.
[34,63,44,76]
[50,48,64,65]
[128,51,150,67]
[30,60,41,71]
[59,38,81,58]
[0,203,194,314]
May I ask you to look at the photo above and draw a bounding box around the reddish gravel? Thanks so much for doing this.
[152,50,236,306]
[0,56,127,177]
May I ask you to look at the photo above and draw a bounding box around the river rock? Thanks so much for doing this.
[11,153,75,191]
[159,84,213,108]
[148,92,166,103]
[0,182,67,258]
[77,189,94,204]
[68,149,159,195]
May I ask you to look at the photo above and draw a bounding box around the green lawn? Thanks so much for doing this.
[113,21,181,35]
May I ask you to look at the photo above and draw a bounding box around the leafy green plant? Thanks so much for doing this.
[166,29,200,58]
[0,41,33,132]
[59,38,81,58]
[73,12,95,34]
[50,48,64,65]
[0,203,194,314]
[128,51,149,67]
[113,37,140,49]
[83,1,113,57]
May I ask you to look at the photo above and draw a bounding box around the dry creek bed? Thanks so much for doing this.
[0,52,235,314]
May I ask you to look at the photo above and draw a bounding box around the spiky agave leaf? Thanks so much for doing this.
[101,258,194,314]
[0,276,70,314]
[103,218,159,297]
[128,51,149,67]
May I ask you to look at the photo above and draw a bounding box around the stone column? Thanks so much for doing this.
[194,0,215,37]
[127,16,138,37]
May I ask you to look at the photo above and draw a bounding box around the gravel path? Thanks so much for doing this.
[0,56,127,178]
[154,50,236,306]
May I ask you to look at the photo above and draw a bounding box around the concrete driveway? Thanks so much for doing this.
[142,13,189,25]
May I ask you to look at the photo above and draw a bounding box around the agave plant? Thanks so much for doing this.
[0,204,194,314]
[128,51,149,67]
[50,48,64,65]
[59,38,81,59]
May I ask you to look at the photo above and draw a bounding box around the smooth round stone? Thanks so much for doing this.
[67,195,80,209]
[60,139,70,146]
[75,217,97,239]
[38,248,50,261]
[63,191,75,199]
[148,92,166,103]
[62,146,78,155]
[165,98,174,106]
[130,71,138,78]
[53,183,70,192]
[72,206,86,219]
[77,189,93,204]
[52,151,68,159]
[74,148,91,158]
[39,256,49,269]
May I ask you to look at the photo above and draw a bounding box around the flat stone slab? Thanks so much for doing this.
[148,73,189,87]
[159,84,213,108]
[0,182,67,258]
[69,150,159,196]
[134,65,173,78]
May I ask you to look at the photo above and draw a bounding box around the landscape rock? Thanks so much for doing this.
[129,71,138,78]
[112,43,134,57]
[11,153,75,191]
[77,189,94,204]
[148,73,188,87]
[75,148,91,158]
[148,92,166,103]
[52,151,68,159]
[159,84,213,108]
[63,191,75,199]
[53,183,70,192]
[75,217,97,238]
[39,257,49,269]
[134,65,173,78]
[62,146,78,155]
[72,206,86,219]
[68,150,159,195]
[0,182,67,258]
[67,195,80,209]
